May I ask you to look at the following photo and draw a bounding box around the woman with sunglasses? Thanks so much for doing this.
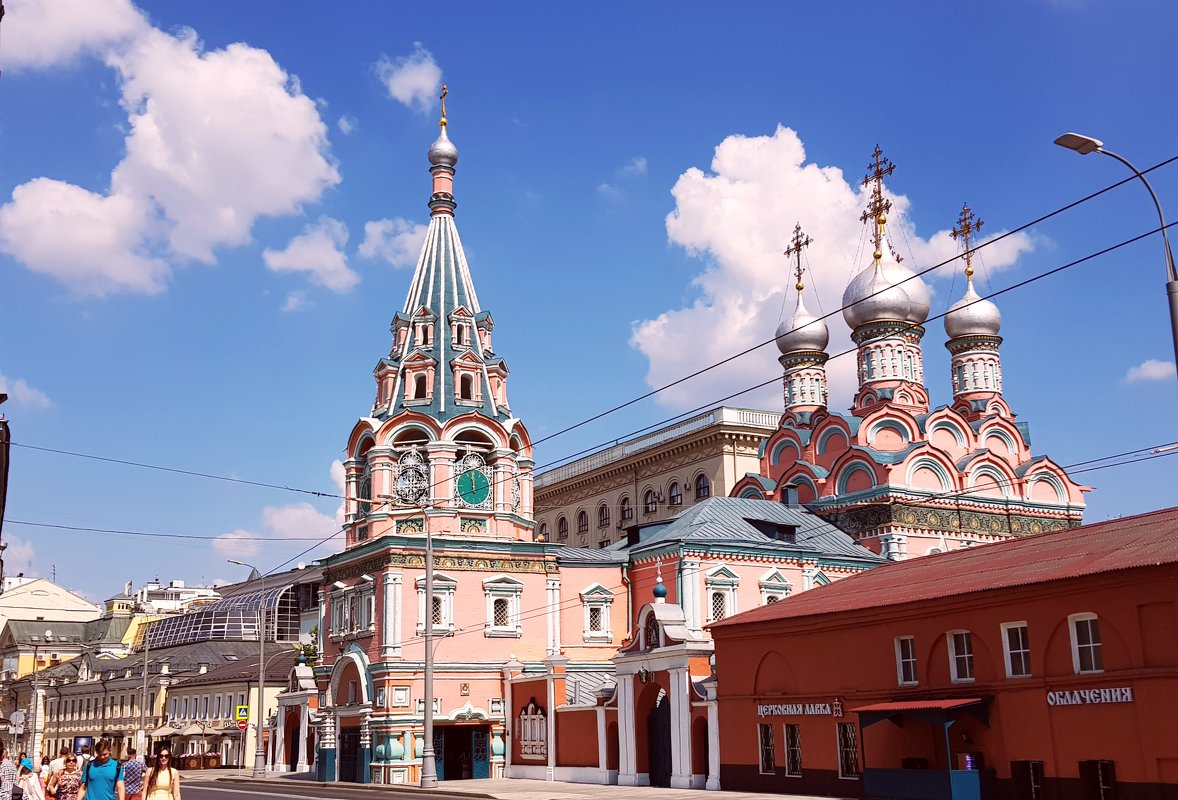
[143,750,181,800]
[45,755,81,800]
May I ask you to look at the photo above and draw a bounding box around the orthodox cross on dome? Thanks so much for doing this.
[439,84,449,128]
[860,145,896,263]
[950,202,985,281]
[784,222,814,292]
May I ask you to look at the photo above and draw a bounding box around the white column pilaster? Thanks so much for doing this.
[596,706,607,781]
[545,578,561,655]
[705,700,721,790]
[668,667,693,788]
[616,677,638,786]
[296,702,309,771]
[682,559,702,636]
[382,572,403,659]
[274,709,286,772]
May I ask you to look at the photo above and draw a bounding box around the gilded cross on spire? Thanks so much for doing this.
[439,84,448,128]
[784,222,813,291]
[860,145,895,262]
[950,202,984,281]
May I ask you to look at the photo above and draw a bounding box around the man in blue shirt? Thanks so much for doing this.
[77,740,124,800]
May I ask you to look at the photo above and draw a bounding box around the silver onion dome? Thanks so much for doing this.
[842,261,912,330]
[776,293,829,354]
[879,250,930,324]
[428,125,459,168]
[945,281,1001,338]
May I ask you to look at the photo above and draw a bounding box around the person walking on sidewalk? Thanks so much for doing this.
[142,749,179,800]
[76,740,123,800]
[118,752,143,800]
[45,755,81,800]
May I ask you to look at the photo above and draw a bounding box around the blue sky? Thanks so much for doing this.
[1,0,1175,600]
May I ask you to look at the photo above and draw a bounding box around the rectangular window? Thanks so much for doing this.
[950,631,975,682]
[837,722,860,779]
[170,698,178,721]
[895,636,918,685]
[710,591,727,622]
[784,723,802,777]
[202,695,209,719]
[1003,622,1032,678]
[214,695,222,719]
[1071,615,1104,673]
[182,697,189,719]
[758,723,776,774]
[588,606,603,632]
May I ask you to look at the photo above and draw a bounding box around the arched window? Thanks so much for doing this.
[576,510,589,534]
[358,458,372,516]
[459,373,473,400]
[557,517,569,540]
[538,522,548,541]
[668,482,683,506]
[414,374,428,399]
[643,490,658,515]
[620,496,633,522]
[695,474,711,500]
[597,504,610,529]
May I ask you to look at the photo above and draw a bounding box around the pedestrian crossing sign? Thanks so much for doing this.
[235,705,250,721]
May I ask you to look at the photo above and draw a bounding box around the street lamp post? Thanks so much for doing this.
[228,559,267,778]
[420,521,438,788]
[31,628,51,759]
[1055,132,1178,371]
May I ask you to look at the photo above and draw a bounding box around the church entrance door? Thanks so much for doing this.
[647,695,672,788]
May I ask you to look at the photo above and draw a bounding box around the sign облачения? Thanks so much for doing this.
[1047,687,1134,706]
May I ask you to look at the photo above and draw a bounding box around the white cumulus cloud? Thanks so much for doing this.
[1125,358,1175,383]
[331,459,346,525]
[375,43,442,114]
[0,372,54,408]
[212,500,340,560]
[338,115,357,135]
[1,0,148,70]
[358,217,427,269]
[263,217,357,292]
[281,291,309,313]
[0,11,340,296]
[631,126,1037,411]
[620,157,648,176]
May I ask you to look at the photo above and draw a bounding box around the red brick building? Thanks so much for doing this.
[710,506,1178,800]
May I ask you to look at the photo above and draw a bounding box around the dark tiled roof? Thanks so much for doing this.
[627,497,886,566]
[711,505,1178,629]
[172,651,299,687]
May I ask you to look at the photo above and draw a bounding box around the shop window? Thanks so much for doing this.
[597,504,610,529]
[895,636,918,685]
[668,481,683,506]
[758,723,776,774]
[1069,613,1103,674]
[784,723,802,777]
[1079,760,1116,800]
[1002,622,1032,678]
[694,473,711,500]
[577,510,589,534]
[517,700,547,760]
[1011,760,1044,800]
[949,630,975,682]
[836,722,860,779]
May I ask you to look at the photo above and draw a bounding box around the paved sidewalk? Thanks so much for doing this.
[217,773,845,800]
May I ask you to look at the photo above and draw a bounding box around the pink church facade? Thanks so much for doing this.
[733,153,1088,559]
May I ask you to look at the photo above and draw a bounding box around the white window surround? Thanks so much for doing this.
[579,583,615,643]
[1069,612,1104,674]
[895,636,918,686]
[330,586,376,636]
[948,630,975,683]
[1001,621,1032,678]
[415,573,458,633]
[517,700,547,761]
[706,565,740,622]
[759,569,792,605]
[482,575,524,638]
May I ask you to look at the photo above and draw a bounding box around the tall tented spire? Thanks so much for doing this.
[841,145,931,415]
[370,89,513,423]
[945,202,1004,406]
[776,223,829,411]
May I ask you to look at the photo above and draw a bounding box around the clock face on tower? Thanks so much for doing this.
[456,468,490,506]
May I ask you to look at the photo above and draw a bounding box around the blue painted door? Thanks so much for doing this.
[473,728,490,779]
[433,729,445,782]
